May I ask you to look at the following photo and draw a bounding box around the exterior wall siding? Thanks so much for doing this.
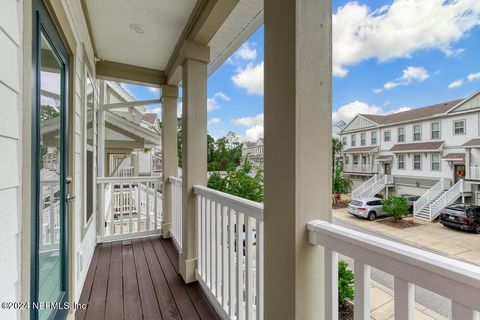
[0,1,22,319]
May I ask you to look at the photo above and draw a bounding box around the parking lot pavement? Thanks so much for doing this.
[333,208,480,266]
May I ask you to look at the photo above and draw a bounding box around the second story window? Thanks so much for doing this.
[398,127,405,142]
[351,134,356,147]
[371,131,377,145]
[384,130,391,142]
[431,153,440,171]
[342,136,347,147]
[345,156,349,165]
[454,120,466,135]
[431,122,440,139]
[398,154,405,170]
[413,154,421,170]
[413,124,421,141]
[360,133,366,146]
[353,155,359,165]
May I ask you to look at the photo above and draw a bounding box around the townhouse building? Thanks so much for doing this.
[241,138,264,170]
[340,91,480,220]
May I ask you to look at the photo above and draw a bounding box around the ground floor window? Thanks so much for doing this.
[397,154,405,170]
[413,154,422,170]
[431,153,440,171]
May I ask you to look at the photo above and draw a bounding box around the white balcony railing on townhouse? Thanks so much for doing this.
[351,174,379,199]
[114,165,134,177]
[169,176,183,251]
[344,164,377,173]
[193,185,264,320]
[469,166,480,180]
[430,179,464,221]
[39,180,60,251]
[308,220,480,320]
[97,176,162,242]
[413,178,447,216]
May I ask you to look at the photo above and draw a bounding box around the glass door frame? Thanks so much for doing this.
[32,1,70,319]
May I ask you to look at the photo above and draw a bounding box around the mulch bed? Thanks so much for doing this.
[377,217,420,229]
[339,300,354,320]
[333,203,349,209]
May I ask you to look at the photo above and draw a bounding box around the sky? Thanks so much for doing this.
[122,0,480,142]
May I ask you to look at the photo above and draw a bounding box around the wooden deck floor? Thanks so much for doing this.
[76,237,220,320]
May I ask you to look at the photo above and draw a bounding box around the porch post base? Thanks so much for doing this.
[161,223,172,238]
[179,254,197,283]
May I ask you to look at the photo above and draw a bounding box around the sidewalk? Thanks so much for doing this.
[333,208,480,266]
[369,281,447,320]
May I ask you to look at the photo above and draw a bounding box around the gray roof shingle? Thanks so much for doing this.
[389,141,444,152]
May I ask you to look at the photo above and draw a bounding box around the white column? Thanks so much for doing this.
[97,81,106,236]
[264,0,332,319]
[161,85,179,238]
[180,43,209,283]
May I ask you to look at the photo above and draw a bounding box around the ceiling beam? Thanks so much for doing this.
[96,60,166,87]
[101,99,161,111]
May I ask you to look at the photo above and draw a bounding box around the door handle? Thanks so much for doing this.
[66,193,76,203]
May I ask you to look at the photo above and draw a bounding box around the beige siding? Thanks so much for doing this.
[0,1,22,319]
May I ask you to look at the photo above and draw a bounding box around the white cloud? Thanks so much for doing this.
[468,72,480,81]
[373,88,383,94]
[147,87,160,93]
[231,62,264,95]
[207,92,230,112]
[235,42,257,61]
[448,79,464,88]
[333,0,480,77]
[383,66,430,90]
[208,117,221,125]
[149,106,161,114]
[232,113,264,142]
[333,101,412,123]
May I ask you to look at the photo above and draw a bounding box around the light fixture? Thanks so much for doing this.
[129,23,146,34]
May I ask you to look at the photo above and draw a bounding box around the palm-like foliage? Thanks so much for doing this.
[332,164,352,204]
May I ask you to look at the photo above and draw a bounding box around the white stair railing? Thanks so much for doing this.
[351,174,380,199]
[194,185,264,320]
[413,178,445,216]
[169,176,183,251]
[430,180,464,221]
[360,174,391,198]
[308,220,480,320]
[97,176,162,242]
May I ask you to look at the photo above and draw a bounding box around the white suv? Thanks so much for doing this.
[348,197,385,221]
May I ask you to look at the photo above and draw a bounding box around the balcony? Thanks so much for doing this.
[343,164,378,174]
[468,166,480,180]
[75,177,480,320]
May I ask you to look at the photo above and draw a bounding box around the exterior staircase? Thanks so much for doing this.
[413,179,465,221]
[351,174,393,199]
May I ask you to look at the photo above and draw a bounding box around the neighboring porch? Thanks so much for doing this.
[342,146,380,174]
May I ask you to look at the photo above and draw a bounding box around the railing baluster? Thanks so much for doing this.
[206,198,211,287]
[394,277,414,320]
[197,194,202,277]
[154,182,158,230]
[109,182,114,236]
[49,186,55,244]
[354,261,370,320]
[216,202,222,299]
[222,204,228,309]
[245,215,253,320]
[211,200,216,293]
[256,219,263,320]
[237,211,245,320]
[325,249,338,320]
[129,183,133,233]
[202,195,207,280]
[146,181,150,231]
[229,208,236,318]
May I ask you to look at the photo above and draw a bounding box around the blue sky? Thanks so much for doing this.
[123,0,480,141]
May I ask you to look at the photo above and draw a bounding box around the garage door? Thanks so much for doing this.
[396,184,429,196]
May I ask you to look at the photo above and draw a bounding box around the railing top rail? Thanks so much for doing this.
[169,176,182,184]
[193,185,264,221]
[96,175,162,184]
[308,220,480,309]
[430,179,462,208]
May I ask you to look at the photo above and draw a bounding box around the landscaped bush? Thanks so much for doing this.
[338,260,354,304]
[382,195,410,220]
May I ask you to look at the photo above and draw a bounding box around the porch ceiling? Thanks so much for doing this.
[84,0,197,70]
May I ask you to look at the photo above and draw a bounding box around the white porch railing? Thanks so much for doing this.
[169,176,183,251]
[430,179,464,221]
[39,181,60,251]
[469,166,480,180]
[351,174,379,199]
[114,165,134,177]
[308,220,480,320]
[97,176,162,242]
[413,178,446,216]
[194,185,264,320]
[344,164,377,173]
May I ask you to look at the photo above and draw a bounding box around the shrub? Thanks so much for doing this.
[382,196,410,220]
[338,260,354,304]
[332,165,352,205]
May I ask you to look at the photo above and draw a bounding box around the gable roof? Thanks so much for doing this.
[142,113,158,125]
[359,99,463,126]
[343,146,379,153]
[389,141,444,152]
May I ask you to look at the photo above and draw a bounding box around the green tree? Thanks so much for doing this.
[332,164,352,204]
[332,137,343,173]
[207,160,263,202]
[338,260,354,304]
[382,196,410,220]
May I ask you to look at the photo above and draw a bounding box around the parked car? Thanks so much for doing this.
[399,194,420,213]
[439,204,480,234]
[347,197,385,221]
